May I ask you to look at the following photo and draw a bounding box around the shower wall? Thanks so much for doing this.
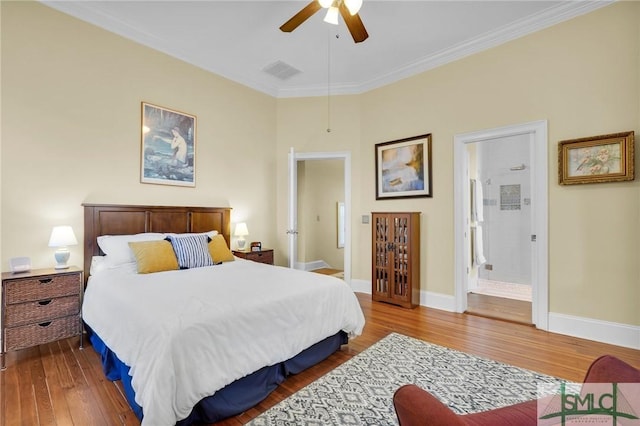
[475,134,531,285]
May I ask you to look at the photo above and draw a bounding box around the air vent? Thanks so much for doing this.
[262,60,301,80]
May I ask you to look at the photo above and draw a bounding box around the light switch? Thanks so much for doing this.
[362,215,369,224]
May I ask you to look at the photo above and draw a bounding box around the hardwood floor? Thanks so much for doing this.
[466,292,533,324]
[311,268,342,276]
[2,293,639,425]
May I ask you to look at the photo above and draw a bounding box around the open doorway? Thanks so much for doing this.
[454,121,548,330]
[298,159,345,277]
[287,149,351,284]
[466,133,533,323]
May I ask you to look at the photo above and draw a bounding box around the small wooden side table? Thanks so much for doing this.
[1,266,83,370]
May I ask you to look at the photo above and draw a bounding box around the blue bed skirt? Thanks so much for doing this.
[87,327,348,424]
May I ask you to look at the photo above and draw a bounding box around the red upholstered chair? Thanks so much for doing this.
[393,355,640,426]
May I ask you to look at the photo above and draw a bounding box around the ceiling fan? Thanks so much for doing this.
[280,0,369,43]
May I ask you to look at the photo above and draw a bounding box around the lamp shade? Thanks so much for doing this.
[323,6,339,25]
[234,223,249,237]
[48,226,78,247]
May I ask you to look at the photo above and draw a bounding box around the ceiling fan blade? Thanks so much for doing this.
[339,3,369,43]
[280,1,322,33]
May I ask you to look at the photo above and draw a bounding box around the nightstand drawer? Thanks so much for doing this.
[5,295,80,327]
[244,251,273,264]
[4,315,81,351]
[5,274,80,304]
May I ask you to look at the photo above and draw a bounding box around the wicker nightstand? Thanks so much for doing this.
[1,267,83,370]
[232,249,274,265]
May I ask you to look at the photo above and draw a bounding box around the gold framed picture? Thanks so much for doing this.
[558,131,634,185]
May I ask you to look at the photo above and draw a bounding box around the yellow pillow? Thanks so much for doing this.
[209,234,235,263]
[128,240,179,274]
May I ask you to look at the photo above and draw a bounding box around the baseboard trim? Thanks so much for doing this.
[351,281,455,312]
[548,312,640,350]
[421,290,456,312]
[351,279,370,294]
[296,260,329,272]
[352,280,639,349]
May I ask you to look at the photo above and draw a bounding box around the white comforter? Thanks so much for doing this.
[82,259,365,425]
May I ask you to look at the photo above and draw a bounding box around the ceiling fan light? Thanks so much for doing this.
[344,0,362,15]
[318,0,333,8]
[323,7,339,25]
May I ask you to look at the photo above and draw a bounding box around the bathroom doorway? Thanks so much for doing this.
[454,121,548,329]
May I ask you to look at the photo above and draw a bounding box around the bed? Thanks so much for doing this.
[82,203,365,425]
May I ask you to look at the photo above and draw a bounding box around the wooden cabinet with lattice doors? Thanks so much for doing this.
[371,212,420,308]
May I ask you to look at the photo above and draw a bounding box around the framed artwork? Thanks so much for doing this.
[375,133,432,199]
[558,131,634,185]
[141,102,196,187]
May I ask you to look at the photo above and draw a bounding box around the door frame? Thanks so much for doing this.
[288,148,352,284]
[453,120,548,329]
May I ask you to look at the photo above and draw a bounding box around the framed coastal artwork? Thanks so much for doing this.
[375,134,432,199]
[141,102,196,187]
[558,131,634,185]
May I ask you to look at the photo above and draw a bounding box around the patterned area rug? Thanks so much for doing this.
[247,333,562,426]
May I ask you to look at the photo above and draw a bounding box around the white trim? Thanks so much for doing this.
[43,1,612,98]
[351,279,371,294]
[288,148,297,269]
[279,2,613,97]
[296,260,330,272]
[454,120,549,330]
[549,312,640,350]
[353,281,457,313]
[421,291,456,313]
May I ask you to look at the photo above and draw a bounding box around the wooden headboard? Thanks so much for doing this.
[83,203,232,282]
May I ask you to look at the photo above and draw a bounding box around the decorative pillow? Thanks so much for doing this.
[128,240,179,274]
[208,234,235,263]
[97,233,166,268]
[167,234,214,269]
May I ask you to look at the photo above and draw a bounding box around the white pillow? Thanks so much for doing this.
[89,256,108,275]
[165,230,218,238]
[97,233,166,268]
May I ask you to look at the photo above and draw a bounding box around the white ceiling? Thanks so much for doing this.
[42,1,611,98]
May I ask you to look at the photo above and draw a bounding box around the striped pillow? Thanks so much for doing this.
[167,234,214,269]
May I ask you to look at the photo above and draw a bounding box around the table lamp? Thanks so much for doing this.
[48,225,78,269]
[234,222,249,250]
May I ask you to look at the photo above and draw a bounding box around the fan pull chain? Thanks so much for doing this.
[327,31,333,133]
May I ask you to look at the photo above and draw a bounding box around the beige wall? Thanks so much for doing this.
[1,2,277,268]
[299,159,344,269]
[276,2,640,326]
[2,2,639,329]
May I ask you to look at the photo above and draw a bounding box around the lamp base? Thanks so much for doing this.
[54,248,70,269]
[237,239,246,250]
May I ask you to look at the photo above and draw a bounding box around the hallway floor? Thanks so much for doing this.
[466,293,532,325]
[472,279,532,302]
[311,268,344,279]
[467,279,532,324]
